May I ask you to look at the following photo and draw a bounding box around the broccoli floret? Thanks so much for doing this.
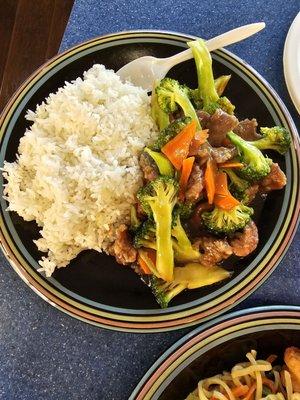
[189,76,232,109]
[202,204,254,234]
[251,126,291,155]
[171,214,200,263]
[136,176,178,281]
[133,219,156,249]
[214,75,231,96]
[173,202,195,220]
[130,205,141,231]
[223,168,250,203]
[149,275,186,308]
[155,78,201,129]
[227,131,271,182]
[203,96,235,115]
[215,96,235,115]
[149,263,230,308]
[188,88,203,110]
[151,117,192,151]
[151,80,170,131]
[188,39,235,115]
[188,39,218,109]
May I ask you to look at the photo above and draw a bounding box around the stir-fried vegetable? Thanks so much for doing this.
[111,37,292,309]
[179,157,195,200]
[137,176,178,281]
[204,158,217,204]
[223,168,251,203]
[149,263,230,308]
[227,131,272,182]
[214,172,240,210]
[218,161,244,169]
[155,77,201,129]
[171,213,200,263]
[189,75,232,109]
[130,205,141,231]
[216,96,235,115]
[137,248,156,275]
[252,126,291,155]
[134,219,156,250]
[188,39,235,115]
[162,120,197,170]
[174,202,195,220]
[144,147,174,176]
[151,79,170,131]
[214,75,231,96]
[151,117,192,151]
[202,204,253,234]
[188,39,219,111]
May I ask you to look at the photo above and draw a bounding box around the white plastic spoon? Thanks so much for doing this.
[117,22,265,91]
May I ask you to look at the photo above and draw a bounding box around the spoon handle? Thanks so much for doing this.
[206,22,265,51]
[164,22,265,68]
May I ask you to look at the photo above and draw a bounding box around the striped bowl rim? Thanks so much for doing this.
[0,30,299,332]
[129,305,300,399]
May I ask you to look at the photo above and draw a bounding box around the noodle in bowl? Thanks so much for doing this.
[188,350,300,400]
[129,307,300,399]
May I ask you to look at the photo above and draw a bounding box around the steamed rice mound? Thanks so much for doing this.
[3,64,158,277]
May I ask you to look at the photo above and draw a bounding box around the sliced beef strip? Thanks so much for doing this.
[189,129,209,156]
[139,152,158,182]
[211,146,237,163]
[245,184,259,204]
[207,109,239,147]
[233,118,261,141]
[229,220,258,257]
[187,202,214,234]
[259,162,287,193]
[191,141,236,164]
[196,110,211,128]
[185,164,204,203]
[196,142,211,165]
[109,224,137,265]
[193,235,233,266]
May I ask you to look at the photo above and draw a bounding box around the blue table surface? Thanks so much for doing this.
[1,1,300,399]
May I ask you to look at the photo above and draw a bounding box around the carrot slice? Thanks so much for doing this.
[137,254,151,274]
[214,171,240,210]
[204,158,217,204]
[147,248,157,265]
[214,196,240,210]
[162,121,197,170]
[231,385,249,397]
[218,161,244,168]
[215,171,230,196]
[137,249,156,275]
[189,129,209,156]
[179,156,195,200]
[244,384,256,400]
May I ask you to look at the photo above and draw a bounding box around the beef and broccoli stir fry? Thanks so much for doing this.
[109,39,291,308]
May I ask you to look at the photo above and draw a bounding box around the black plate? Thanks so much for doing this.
[1,31,299,331]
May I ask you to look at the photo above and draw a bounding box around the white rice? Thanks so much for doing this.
[2,64,158,277]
